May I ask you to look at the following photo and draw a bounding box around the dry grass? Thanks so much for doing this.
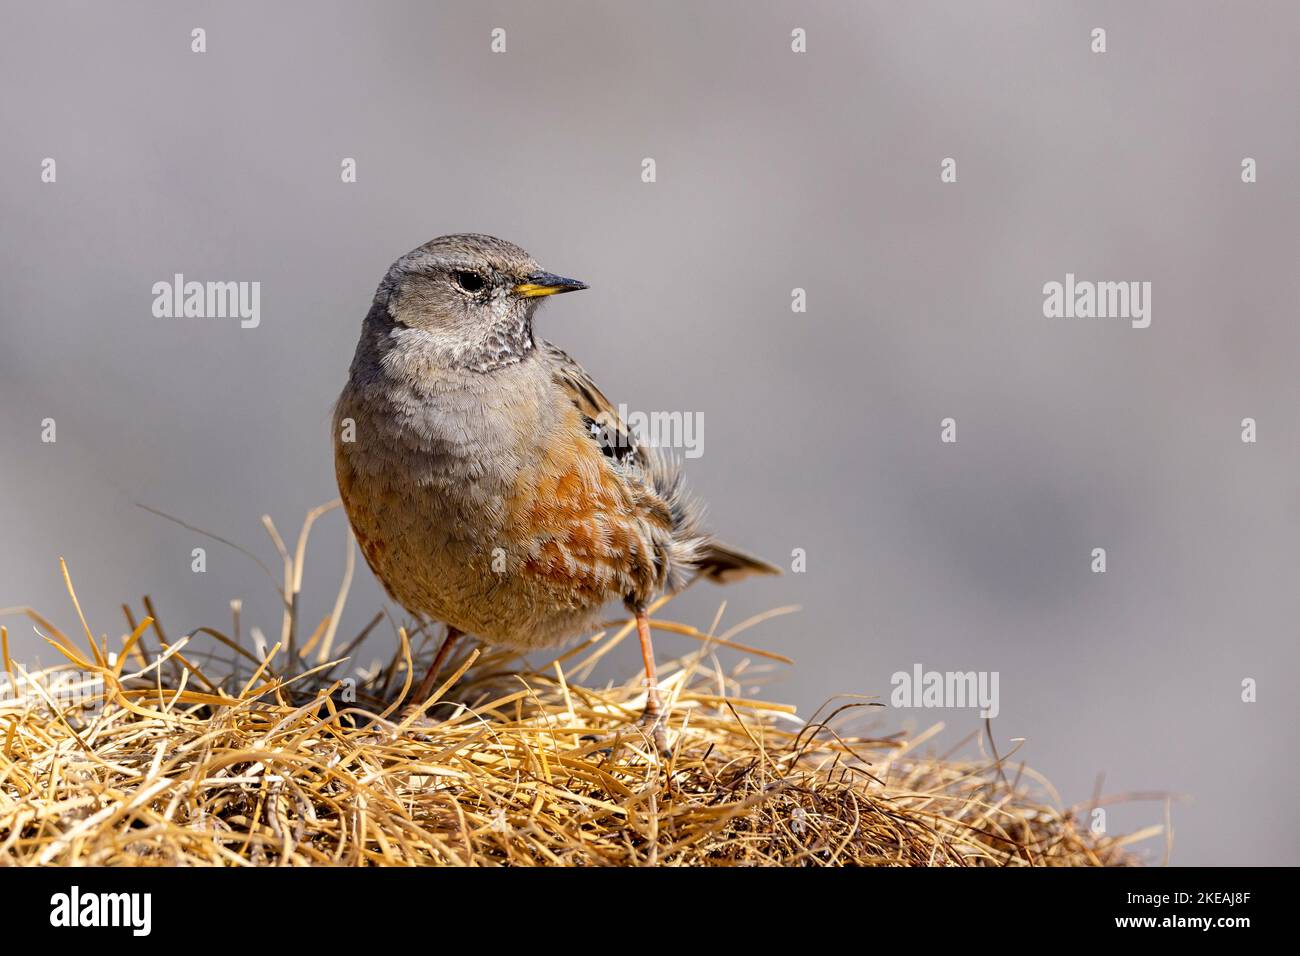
[0,506,1158,866]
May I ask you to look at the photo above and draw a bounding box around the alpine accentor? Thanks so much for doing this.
[334,234,777,747]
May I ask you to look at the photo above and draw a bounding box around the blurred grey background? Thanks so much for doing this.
[2,1,1297,864]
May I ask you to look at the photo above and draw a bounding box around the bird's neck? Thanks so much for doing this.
[463,310,535,373]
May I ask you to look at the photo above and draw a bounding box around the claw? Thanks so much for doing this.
[636,711,670,756]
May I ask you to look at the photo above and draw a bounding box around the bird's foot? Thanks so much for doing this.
[398,702,429,724]
[578,710,671,759]
[635,708,671,756]
[396,702,444,740]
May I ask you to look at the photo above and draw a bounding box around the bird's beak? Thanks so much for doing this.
[513,271,588,297]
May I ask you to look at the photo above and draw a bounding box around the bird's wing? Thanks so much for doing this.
[536,340,778,595]
[539,340,646,468]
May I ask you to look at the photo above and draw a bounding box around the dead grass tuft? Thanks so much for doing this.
[0,506,1156,866]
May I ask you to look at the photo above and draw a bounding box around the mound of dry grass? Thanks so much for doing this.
[0,507,1157,866]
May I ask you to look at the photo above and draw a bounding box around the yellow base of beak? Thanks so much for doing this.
[514,283,568,298]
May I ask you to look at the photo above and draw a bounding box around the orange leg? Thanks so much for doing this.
[411,625,461,706]
[635,608,669,752]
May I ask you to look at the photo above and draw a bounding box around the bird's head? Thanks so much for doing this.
[374,233,587,372]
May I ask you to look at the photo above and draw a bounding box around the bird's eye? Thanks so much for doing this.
[453,270,486,294]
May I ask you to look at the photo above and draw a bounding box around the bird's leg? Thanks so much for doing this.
[635,607,669,753]
[411,625,462,707]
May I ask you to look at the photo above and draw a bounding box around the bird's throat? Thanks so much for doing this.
[465,313,534,373]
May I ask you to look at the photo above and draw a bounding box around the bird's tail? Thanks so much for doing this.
[694,541,782,584]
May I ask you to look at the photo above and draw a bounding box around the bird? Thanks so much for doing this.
[333,233,778,749]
